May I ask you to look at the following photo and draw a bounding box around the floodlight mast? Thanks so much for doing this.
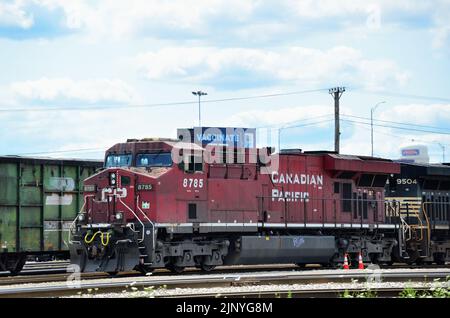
[192,91,208,127]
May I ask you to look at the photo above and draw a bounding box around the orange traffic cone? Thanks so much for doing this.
[358,252,365,270]
[343,253,350,270]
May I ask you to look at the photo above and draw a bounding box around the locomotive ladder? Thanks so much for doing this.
[396,201,431,259]
[417,202,432,258]
[387,202,410,259]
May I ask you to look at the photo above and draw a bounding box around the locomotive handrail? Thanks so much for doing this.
[68,194,95,244]
[118,197,145,243]
[410,202,425,241]
[255,195,386,227]
[399,215,412,241]
[421,202,432,249]
[136,195,156,250]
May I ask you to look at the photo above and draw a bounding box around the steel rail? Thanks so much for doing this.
[0,263,449,286]
[0,269,449,298]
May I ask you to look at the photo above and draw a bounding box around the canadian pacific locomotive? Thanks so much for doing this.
[69,137,450,274]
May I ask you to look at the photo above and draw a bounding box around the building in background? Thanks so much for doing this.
[399,145,430,164]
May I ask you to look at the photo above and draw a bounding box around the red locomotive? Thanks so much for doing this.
[70,131,406,274]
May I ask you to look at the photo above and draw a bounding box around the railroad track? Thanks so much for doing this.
[0,268,448,298]
[0,262,448,287]
[0,261,70,277]
[0,264,307,286]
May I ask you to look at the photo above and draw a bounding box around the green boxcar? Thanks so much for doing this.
[0,156,102,274]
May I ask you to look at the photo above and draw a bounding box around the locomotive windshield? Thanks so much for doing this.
[136,152,172,167]
[105,154,132,168]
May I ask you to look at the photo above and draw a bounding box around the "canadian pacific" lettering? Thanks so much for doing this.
[271,172,323,185]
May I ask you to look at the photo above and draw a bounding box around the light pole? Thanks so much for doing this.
[192,91,207,127]
[278,127,282,152]
[371,101,386,157]
[437,143,445,163]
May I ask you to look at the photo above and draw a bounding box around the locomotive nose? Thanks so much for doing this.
[87,169,134,224]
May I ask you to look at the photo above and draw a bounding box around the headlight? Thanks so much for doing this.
[115,212,123,220]
[78,214,85,222]
[110,172,116,185]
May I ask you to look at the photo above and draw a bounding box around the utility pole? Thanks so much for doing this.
[192,91,207,127]
[329,87,345,153]
[370,101,386,157]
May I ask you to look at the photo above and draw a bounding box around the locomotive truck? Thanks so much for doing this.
[70,136,450,274]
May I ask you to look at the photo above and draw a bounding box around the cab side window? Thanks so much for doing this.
[184,155,203,173]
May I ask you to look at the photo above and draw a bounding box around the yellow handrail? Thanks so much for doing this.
[421,202,432,246]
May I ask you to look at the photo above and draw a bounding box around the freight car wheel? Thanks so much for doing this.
[8,255,26,276]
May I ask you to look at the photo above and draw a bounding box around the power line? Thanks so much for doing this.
[341,120,449,161]
[341,120,450,146]
[276,119,334,152]
[341,114,450,132]
[0,88,329,113]
[18,119,334,157]
[281,119,334,130]
[341,118,450,135]
[13,147,106,156]
[254,114,334,129]
[355,89,450,103]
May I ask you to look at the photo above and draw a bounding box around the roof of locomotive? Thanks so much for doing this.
[398,161,450,177]
[278,148,400,174]
[106,138,204,154]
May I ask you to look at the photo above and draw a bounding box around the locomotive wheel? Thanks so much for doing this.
[200,264,216,272]
[434,253,446,265]
[295,263,306,269]
[405,249,420,265]
[107,271,119,276]
[167,264,185,274]
[135,264,154,275]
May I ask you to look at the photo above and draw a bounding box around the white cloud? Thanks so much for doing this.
[1,0,447,56]
[0,0,33,28]
[133,46,408,90]
[225,104,332,128]
[378,104,450,125]
[430,1,450,50]
[285,0,429,18]
[10,77,140,104]
[32,0,256,39]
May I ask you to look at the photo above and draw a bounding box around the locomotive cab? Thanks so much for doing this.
[69,138,208,274]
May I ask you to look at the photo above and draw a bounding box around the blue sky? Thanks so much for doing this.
[0,0,449,162]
